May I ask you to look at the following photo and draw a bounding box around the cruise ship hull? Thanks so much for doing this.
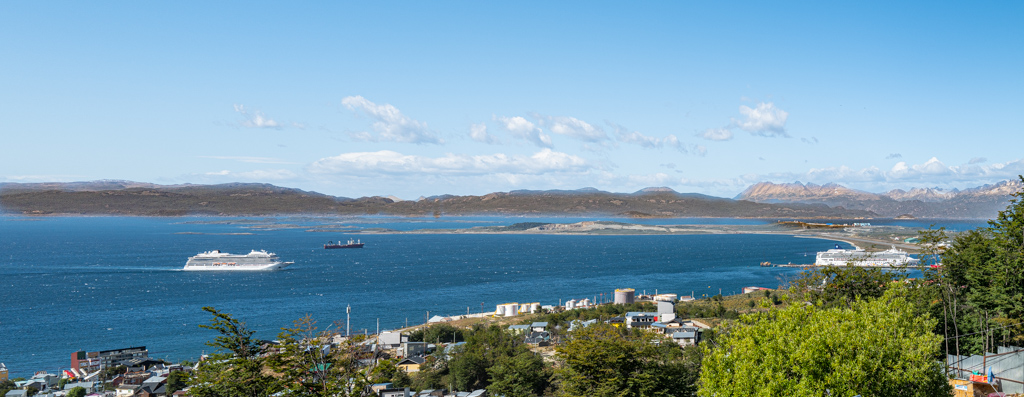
[183,262,292,271]
[814,246,918,267]
[183,250,292,271]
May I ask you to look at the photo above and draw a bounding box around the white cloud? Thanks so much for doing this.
[469,123,498,144]
[886,153,902,159]
[969,157,987,164]
[495,116,552,148]
[750,157,1024,192]
[609,122,705,155]
[889,157,952,178]
[800,137,819,144]
[541,116,608,142]
[234,104,282,129]
[341,96,443,144]
[699,128,733,141]
[308,149,590,176]
[731,102,789,137]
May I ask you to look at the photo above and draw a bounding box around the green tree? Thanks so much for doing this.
[187,306,281,397]
[66,386,87,397]
[935,180,1024,353]
[486,350,549,397]
[267,314,368,397]
[26,386,39,397]
[99,365,126,382]
[166,371,188,394]
[699,285,951,397]
[447,324,523,391]
[368,358,400,385]
[555,323,697,397]
[0,379,16,397]
[408,324,465,344]
[789,265,901,308]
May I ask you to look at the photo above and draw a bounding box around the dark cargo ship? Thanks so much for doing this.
[325,239,364,249]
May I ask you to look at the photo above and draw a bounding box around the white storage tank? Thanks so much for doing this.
[614,288,636,304]
[653,293,677,302]
[530,302,541,313]
[566,299,577,310]
[580,298,591,307]
[495,304,505,317]
[504,303,519,317]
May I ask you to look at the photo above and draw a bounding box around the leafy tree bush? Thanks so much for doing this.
[555,323,698,397]
[166,371,187,394]
[932,181,1024,354]
[100,365,126,381]
[486,350,548,397]
[0,379,16,397]
[402,323,552,395]
[66,386,87,397]
[699,285,950,396]
[789,265,902,308]
[187,306,280,397]
[407,323,465,344]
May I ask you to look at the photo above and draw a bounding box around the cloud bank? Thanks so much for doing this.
[342,96,443,144]
[308,149,590,176]
[732,102,789,137]
[495,116,552,148]
[234,104,281,129]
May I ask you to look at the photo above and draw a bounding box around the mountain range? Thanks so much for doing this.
[736,179,1023,218]
[0,180,869,218]
[1,179,1019,218]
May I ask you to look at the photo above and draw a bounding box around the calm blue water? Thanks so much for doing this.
[0,216,977,376]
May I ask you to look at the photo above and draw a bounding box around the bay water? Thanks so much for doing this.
[0,216,982,376]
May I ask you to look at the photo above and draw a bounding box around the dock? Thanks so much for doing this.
[760,261,814,268]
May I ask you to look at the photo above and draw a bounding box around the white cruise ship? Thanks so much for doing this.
[183,250,292,271]
[814,245,919,267]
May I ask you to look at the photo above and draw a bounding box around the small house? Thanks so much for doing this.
[507,324,530,334]
[624,312,660,329]
[396,356,426,373]
[568,319,597,332]
[524,331,551,346]
[379,387,413,397]
[399,342,427,358]
[671,328,702,347]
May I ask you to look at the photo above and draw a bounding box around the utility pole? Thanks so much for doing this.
[346,305,351,337]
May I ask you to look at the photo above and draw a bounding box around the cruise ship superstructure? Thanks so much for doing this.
[814,245,919,267]
[183,250,292,271]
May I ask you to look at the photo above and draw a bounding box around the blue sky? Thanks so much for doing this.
[2,2,1022,199]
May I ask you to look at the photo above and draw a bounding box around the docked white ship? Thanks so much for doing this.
[814,245,919,267]
[183,250,293,271]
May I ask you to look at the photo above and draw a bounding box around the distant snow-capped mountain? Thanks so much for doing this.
[736,180,1023,218]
